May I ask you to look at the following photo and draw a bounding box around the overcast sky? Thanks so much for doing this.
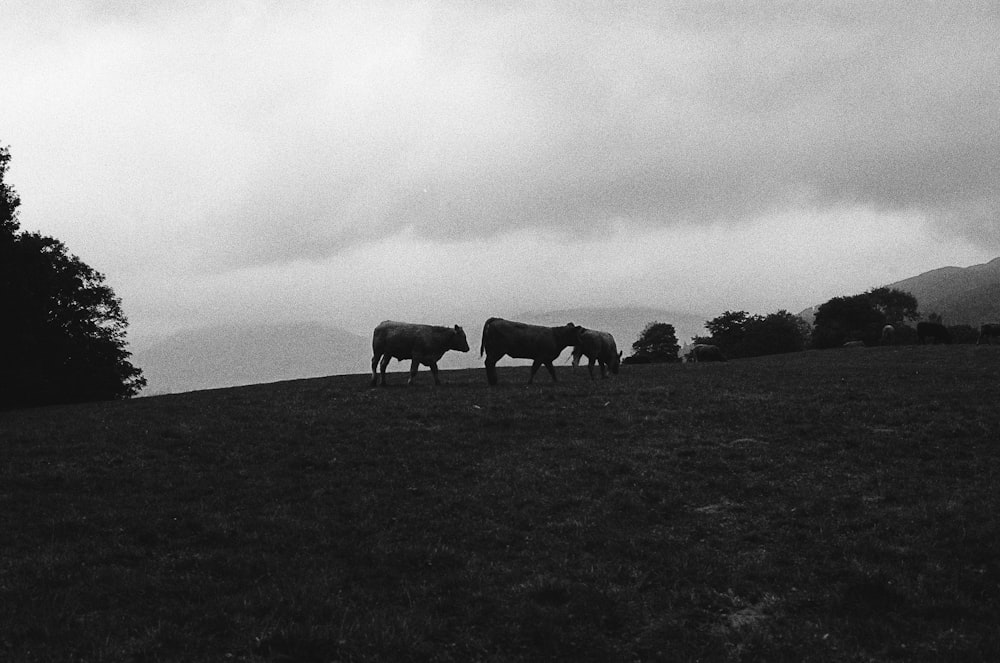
[2,0,998,343]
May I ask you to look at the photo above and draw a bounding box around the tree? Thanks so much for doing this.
[812,293,884,349]
[631,321,680,363]
[694,310,809,358]
[811,287,921,349]
[1,145,145,408]
[744,310,811,356]
[867,287,919,325]
[703,310,750,349]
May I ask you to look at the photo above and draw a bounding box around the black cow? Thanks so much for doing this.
[917,322,951,345]
[480,318,583,385]
[977,323,1000,345]
[371,321,470,386]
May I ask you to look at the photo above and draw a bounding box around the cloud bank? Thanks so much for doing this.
[2,1,997,339]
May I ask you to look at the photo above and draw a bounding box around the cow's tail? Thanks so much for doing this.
[480,317,497,357]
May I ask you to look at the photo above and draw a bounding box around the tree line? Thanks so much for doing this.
[629,286,980,363]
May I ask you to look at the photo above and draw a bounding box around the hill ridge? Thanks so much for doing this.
[798,256,1000,326]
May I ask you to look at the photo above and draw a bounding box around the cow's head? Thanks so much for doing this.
[451,325,471,352]
[610,350,623,374]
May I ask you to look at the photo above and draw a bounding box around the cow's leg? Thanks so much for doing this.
[528,360,559,382]
[541,360,558,382]
[370,354,381,387]
[378,355,392,386]
[587,357,596,380]
[598,359,607,379]
[428,362,441,385]
[485,354,500,385]
[407,359,420,385]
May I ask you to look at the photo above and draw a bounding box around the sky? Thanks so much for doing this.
[2,0,998,344]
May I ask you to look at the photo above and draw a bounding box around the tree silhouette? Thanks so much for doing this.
[811,287,920,349]
[696,310,810,358]
[703,310,750,349]
[631,321,680,363]
[1,145,145,408]
[866,287,919,325]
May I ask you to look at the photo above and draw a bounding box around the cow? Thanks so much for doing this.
[977,323,1000,345]
[480,317,583,385]
[917,321,951,345]
[689,343,726,362]
[571,328,622,379]
[881,324,895,346]
[370,320,470,387]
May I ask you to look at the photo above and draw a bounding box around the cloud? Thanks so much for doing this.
[119,206,994,346]
[2,1,998,281]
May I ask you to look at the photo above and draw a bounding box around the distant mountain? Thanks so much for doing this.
[885,257,1000,325]
[516,306,710,354]
[132,322,371,395]
[799,257,1000,326]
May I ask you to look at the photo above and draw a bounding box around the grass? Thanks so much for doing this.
[2,345,999,661]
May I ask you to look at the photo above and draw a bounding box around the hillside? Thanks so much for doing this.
[3,347,999,661]
[132,322,370,395]
[798,256,1000,326]
[885,257,1000,325]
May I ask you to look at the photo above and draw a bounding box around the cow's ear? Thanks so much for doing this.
[454,325,461,332]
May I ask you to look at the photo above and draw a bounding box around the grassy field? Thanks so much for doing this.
[2,345,999,662]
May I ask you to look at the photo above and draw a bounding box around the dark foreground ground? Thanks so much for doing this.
[2,345,999,661]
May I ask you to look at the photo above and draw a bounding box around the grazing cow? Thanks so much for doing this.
[370,320,470,386]
[977,323,1000,345]
[571,328,622,379]
[480,317,583,385]
[881,324,895,345]
[917,321,951,345]
[689,343,727,362]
